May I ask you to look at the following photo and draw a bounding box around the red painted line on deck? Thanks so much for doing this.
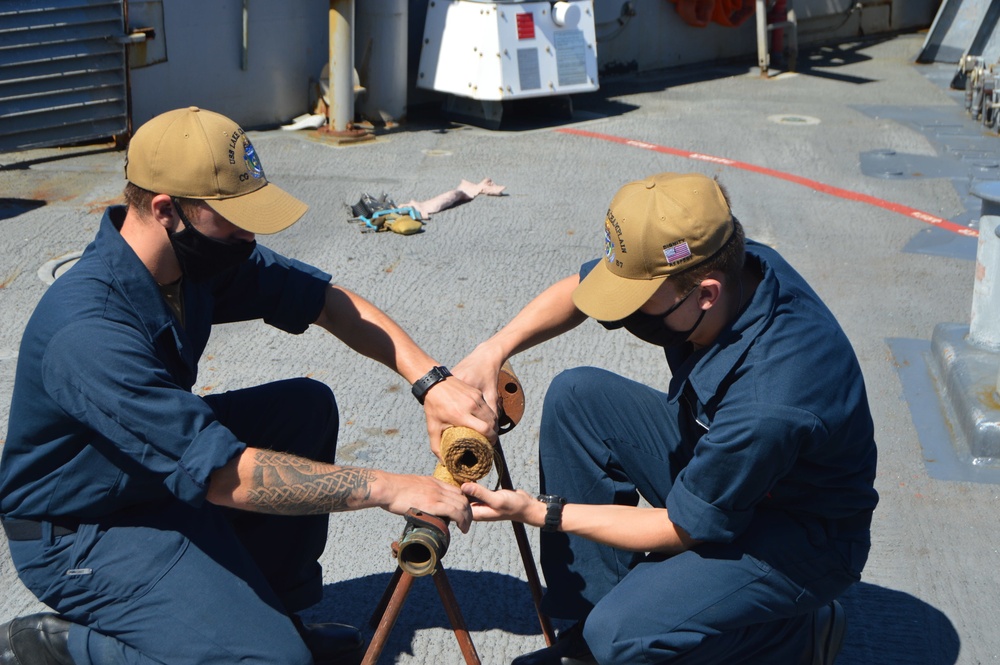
[557,127,978,238]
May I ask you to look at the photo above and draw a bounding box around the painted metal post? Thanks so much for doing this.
[756,0,769,76]
[356,0,407,125]
[329,0,354,131]
[969,181,1000,354]
[785,0,797,72]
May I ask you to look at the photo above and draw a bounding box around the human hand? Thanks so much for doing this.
[451,343,506,420]
[461,482,543,527]
[422,375,497,458]
[379,473,473,532]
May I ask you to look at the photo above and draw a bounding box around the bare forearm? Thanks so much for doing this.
[465,484,697,554]
[501,275,587,356]
[475,275,587,363]
[560,504,697,554]
[313,284,436,382]
[208,447,386,515]
[313,284,497,451]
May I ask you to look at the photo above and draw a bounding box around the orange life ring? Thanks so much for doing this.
[668,0,715,27]
[711,0,755,27]
[669,0,755,28]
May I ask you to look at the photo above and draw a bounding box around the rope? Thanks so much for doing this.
[433,426,501,488]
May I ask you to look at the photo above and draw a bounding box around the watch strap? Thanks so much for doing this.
[411,366,452,404]
[537,494,566,532]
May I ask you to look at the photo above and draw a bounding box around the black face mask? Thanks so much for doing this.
[620,288,706,348]
[169,199,256,282]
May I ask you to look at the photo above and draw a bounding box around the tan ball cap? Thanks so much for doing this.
[572,172,733,322]
[125,107,307,234]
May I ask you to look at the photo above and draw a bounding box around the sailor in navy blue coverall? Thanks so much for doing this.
[456,173,878,665]
[0,107,495,665]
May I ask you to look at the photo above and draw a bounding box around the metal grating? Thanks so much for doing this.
[0,0,128,153]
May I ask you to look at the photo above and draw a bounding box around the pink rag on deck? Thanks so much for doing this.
[404,179,506,219]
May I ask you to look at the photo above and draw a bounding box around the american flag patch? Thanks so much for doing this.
[663,241,691,265]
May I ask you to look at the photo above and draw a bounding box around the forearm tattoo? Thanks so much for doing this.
[247,450,376,515]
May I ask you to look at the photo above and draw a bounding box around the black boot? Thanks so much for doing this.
[512,622,596,665]
[0,614,75,665]
[809,600,846,665]
[291,615,365,665]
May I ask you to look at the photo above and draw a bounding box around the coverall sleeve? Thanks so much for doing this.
[41,318,246,507]
[666,401,825,542]
[211,245,332,333]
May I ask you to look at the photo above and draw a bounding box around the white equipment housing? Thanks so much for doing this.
[417,0,599,103]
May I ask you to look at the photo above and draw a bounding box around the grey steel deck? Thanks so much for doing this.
[1,32,998,664]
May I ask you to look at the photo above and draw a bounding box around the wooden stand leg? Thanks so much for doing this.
[494,440,557,646]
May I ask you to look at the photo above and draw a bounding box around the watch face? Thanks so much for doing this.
[541,496,564,532]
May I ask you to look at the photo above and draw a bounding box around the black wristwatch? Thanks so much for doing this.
[537,494,566,532]
[411,366,452,404]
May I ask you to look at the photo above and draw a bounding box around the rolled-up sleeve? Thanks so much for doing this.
[212,245,332,333]
[666,402,824,542]
[168,420,246,504]
[42,319,246,507]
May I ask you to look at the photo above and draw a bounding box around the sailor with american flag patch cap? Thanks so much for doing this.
[453,172,877,665]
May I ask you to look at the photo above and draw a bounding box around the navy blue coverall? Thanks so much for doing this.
[537,241,879,664]
[0,206,339,664]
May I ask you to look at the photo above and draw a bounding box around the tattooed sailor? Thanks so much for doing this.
[0,108,496,665]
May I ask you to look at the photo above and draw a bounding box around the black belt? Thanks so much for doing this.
[0,517,77,541]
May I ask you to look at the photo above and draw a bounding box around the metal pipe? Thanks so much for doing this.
[786,2,797,71]
[770,0,786,58]
[362,568,413,665]
[969,181,1000,354]
[356,0,407,125]
[396,524,447,576]
[395,509,450,577]
[328,0,355,131]
[241,0,249,71]
[432,568,481,664]
[756,0,769,76]
[495,438,556,646]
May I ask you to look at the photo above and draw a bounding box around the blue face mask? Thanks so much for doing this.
[168,199,255,282]
[620,287,705,348]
